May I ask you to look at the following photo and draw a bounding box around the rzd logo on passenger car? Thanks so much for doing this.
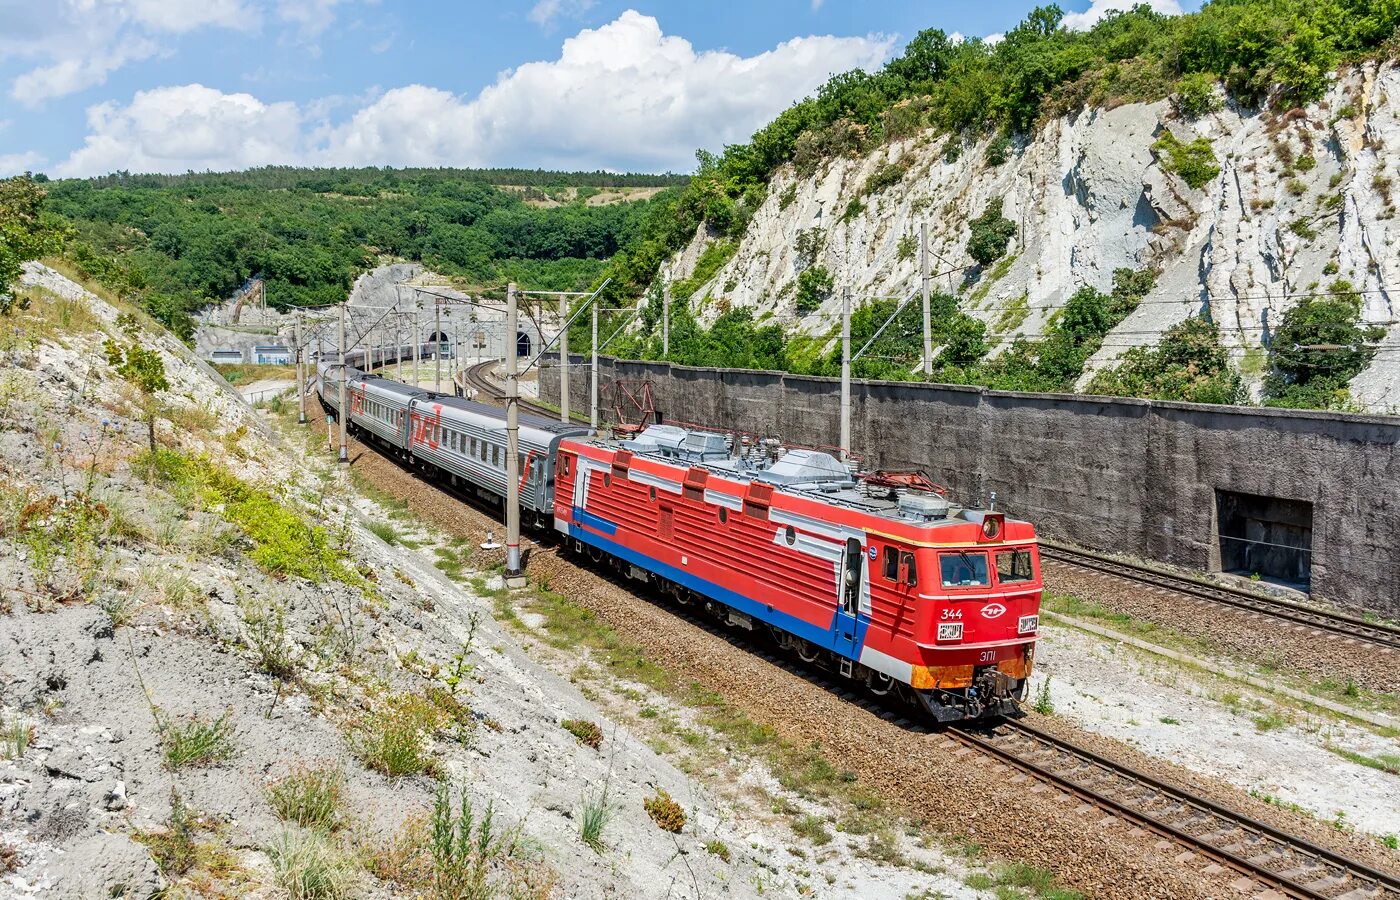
[981,603,1007,619]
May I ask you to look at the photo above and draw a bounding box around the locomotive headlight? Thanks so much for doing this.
[937,622,964,642]
[1018,615,1039,634]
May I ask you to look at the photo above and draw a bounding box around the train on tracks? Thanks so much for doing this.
[318,361,1044,722]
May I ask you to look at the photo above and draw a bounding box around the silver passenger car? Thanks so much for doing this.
[406,395,590,515]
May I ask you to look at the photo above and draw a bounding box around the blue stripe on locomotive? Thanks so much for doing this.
[566,517,871,661]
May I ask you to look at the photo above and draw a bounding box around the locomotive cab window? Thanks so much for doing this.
[940,551,990,587]
[882,547,899,581]
[995,549,1035,583]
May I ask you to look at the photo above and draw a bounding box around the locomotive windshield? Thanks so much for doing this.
[940,551,990,587]
[995,549,1036,582]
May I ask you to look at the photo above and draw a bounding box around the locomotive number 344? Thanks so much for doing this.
[940,608,963,621]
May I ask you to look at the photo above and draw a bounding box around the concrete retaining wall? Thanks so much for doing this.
[540,355,1400,615]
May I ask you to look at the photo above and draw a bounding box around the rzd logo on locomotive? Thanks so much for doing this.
[981,603,1007,619]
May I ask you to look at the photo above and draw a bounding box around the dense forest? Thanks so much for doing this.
[41,167,686,339]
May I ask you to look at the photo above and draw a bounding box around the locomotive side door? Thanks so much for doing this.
[831,537,865,659]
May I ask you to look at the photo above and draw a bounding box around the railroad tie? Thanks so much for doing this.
[1303,874,1350,893]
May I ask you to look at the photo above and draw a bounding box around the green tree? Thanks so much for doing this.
[1088,315,1246,404]
[104,314,170,451]
[0,175,65,314]
[794,266,834,313]
[1263,280,1384,408]
[967,198,1017,266]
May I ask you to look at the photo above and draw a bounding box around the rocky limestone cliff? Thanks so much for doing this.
[661,62,1400,410]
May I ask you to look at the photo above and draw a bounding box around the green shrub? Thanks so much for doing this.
[896,233,917,262]
[561,718,602,749]
[704,839,731,863]
[794,266,834,313]
[1263,279,1385,408]
[985,132,1012,166]
[669,240,737,302]
[792,814,832,845]
[1087,316,1247,405]
[861,159,910,196]
[643,788,686,833]
[352,700,436,778]
[841,198,865,222]
[1153,132,1220,189]
[139,450,360,587]
[1172,73,1223,117]
[967,198,1016,266]
[269,765,345,831]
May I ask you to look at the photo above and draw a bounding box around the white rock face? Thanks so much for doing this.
[662,62,1400,410]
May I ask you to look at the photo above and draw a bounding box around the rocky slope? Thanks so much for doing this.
[1,264,1012,899]
[662,61,1400,410]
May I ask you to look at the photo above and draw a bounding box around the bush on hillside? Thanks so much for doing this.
[967,199,1017,266]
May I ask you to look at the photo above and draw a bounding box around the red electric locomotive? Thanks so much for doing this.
[553,425,1041,721]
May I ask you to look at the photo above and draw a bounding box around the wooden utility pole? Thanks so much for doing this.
[559,296,570,424]
[504,283,524,587]
[921,221,932,378]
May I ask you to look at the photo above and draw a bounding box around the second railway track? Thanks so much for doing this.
[949,720,1400,900]
[1041,544,1400,653]
[315,379,1400,900]
[462,359,559,419]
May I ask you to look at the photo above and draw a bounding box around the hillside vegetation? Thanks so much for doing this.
[582,0,1400,410]
[36,167,686,339]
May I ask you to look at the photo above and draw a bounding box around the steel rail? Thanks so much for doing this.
[1041,543,1400,652]
[462,360,557,419]
[306,388,1398,900]
[950,720,1400,900]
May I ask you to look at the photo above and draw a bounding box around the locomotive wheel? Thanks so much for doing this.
[867,672,895,696]
[796,640,821,664]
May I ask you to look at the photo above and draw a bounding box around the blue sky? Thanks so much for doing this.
[0,0,1199,179]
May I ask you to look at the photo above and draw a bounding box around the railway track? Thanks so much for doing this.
[462,359,558,419]
[949,720,1400,900]
[1041,544,1400,653]
[313,388,1400,900]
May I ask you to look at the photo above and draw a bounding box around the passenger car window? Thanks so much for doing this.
[995,550,1035,583]
[940,552,990,587]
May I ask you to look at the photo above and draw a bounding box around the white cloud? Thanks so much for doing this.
[811,0,825,10]
[56,11,895,176]
[0,151,45,177]
[983,32,1005,46]
[528,0,595,28]
[55,84,304,176]
[321,11,894,172]
[0,0,332,106]
[1061,0,1183,31]
[125,0,261,33]
[277,0,348,37]
[10,37,162,108]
